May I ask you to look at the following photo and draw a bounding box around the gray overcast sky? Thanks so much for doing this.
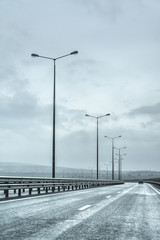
[0,0,160,172]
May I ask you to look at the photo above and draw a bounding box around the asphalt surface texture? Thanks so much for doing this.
[0,183,160,240]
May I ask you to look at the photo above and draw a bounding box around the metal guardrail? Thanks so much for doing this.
[0,176,124,200]
[145,181,160,189]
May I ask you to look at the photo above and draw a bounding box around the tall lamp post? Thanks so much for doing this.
[115,147,126,180]
[31,51,78,178]
[107,162,111,180]
[102,163,110,180]
[114,158,119,179]
[120,153,126,180]
[104,135,122,180]
[85,113,110,179]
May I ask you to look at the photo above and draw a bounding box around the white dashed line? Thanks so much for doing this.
[106,195,111,199]
[79,205,91,211]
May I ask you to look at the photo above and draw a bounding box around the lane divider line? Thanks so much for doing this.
[79,205,91,211]
[148,184,160,195]
[106,195,111,199]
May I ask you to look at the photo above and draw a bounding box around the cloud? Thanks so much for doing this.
[77,0,123,22]
[0,92,51,129]
[128,102,160,122]
[124,102,160,130]
[0,0,160,171]
[56,106,87,136]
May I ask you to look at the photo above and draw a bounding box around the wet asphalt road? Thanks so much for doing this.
[0,183,160,240]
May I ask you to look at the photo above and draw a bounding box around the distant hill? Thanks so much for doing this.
[0,162,159,180]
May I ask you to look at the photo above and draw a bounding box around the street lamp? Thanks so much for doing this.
[115,147,126,180]
[114,158,119,179]
[107,162,111,180]
[104,135,122,180]
[31,51,78,178]
[102,163,111,180]
[85,113,110,179]
[118,153,126,180]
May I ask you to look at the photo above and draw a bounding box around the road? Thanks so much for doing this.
[0,183,160,240]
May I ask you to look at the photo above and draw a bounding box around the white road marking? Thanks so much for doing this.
[106,195,111,198]
[1,184,136,239]
[79,205,91,211]
[148,184,160,195]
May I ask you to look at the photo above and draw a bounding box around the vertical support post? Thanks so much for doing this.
[118,149,121,180]
[18,189,21,196]
[112,139,114,180]
[29,188,32,195]
[120,157,122,180]
[97,118,99,180]
[4,190,9,198]
[52,60,56,178]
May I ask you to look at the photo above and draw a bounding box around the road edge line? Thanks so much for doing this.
[148,184,160,195]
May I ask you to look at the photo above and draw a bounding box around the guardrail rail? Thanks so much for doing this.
[145,180,160,190]
[0,177,124,200]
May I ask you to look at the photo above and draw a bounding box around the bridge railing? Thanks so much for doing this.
[0,176,124,200]
[145,181,160,189]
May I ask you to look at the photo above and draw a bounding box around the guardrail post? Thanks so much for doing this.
[4,190,9,198]
[0,178,124,200]
[29,188,32,195]
[38,188,40,194]
[18,189,21,196]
